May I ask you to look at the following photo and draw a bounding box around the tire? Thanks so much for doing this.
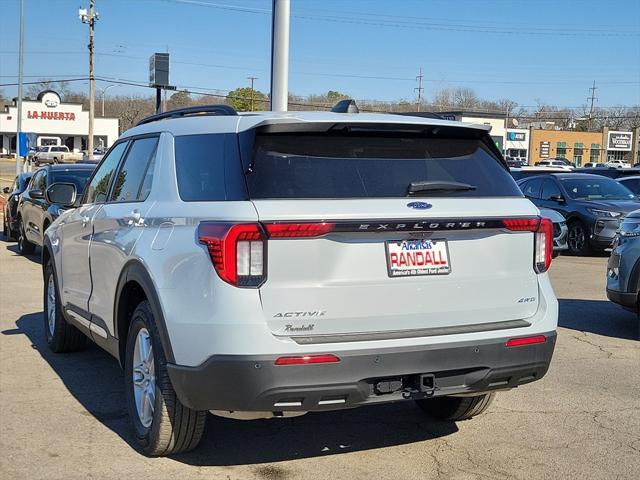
[567,220,593,256]
[17,218,35,255]
[124,301,206,456]
[2,216,9,240]
[416,392,495,421]
[43,260,89,353]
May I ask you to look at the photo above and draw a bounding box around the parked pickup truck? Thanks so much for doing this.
[33,146,83,165]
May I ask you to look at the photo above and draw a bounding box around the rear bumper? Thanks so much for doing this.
[167,331,557,412]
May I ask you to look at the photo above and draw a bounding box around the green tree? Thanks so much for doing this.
[326,90,348,103]
[168,90,192,110]
[227,87,267,112]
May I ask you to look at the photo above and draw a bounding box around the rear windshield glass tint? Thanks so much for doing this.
[246,134,521,199]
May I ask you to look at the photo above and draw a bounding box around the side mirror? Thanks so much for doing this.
[45,183,77,207]
[2,187,10,194]
[549,195,565,203]
[30,189,44,199]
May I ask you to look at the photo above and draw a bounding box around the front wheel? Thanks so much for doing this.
[416,393,495,421]
[124,301,206,456]
[17,218,35,255]
[567,220,593,256]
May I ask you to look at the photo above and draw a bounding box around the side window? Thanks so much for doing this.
[174,134,227,201]
[541,179,562,199]
[522,178,542,199]
[84,142,128,204]
[38,170,47,192]
[29,171,44,191]
[108,136,159,203]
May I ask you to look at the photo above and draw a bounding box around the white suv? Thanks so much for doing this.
[42,105,558,456]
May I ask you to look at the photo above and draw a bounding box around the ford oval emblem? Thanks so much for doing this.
[407,201,432,210]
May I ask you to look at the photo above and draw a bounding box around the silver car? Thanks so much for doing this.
[42,105,558,456]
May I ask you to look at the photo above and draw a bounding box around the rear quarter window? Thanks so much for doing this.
[174,134,230,201]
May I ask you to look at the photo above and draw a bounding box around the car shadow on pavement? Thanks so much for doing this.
[558,298,639,340]
[4,242,41,265]
[10,312,459,466]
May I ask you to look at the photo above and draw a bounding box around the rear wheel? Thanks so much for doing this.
[416,393,495,421]
[124,301,206,456]
[567,220,593,256]
[43,261,89,352]
[17,218,35,255]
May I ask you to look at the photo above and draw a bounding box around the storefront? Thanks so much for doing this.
[605,130,633,162]
[505,129,529,163]
[529,128,635,166]
[0,91,118,155]
[438,111,507,152]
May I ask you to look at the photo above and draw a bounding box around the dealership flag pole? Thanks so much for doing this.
[15,0,24,175]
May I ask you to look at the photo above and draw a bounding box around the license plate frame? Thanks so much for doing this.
[384,238,451,278]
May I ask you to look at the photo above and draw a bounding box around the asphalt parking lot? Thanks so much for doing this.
[0,238,639,479]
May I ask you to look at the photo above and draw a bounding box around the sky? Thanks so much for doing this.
[1,0,639,110]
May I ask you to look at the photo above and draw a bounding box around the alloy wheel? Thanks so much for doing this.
[132,328,155,428]
[568,224,586,253]
[46,274,56,336]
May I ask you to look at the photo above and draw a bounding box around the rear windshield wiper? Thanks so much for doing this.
[407,180,477,196]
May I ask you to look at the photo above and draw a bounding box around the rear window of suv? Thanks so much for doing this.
[246,133,521,199]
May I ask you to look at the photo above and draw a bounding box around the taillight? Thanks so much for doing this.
[502,217,553,274]
[274,354,340,365]
[265,222,335,238]
[198,223,266,287]
[535,218,553,274]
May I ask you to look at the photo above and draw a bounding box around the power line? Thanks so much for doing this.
[159,0,640,36]
[1,76,638,118]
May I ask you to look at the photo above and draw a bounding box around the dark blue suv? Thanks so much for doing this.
[517,173,640,255]
[607,211,640,314]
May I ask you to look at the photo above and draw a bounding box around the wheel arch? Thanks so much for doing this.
[114,260,175,367]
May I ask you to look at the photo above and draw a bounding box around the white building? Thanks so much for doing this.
[0,91,119,155]
[438,111,507,152]
[505,128,530,163]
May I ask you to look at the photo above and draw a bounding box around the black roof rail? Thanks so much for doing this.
[394,111,446,120]
[331,99,359,113]
[135,104,238,126]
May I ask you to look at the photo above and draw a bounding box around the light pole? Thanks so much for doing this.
[15,0,24,175]
[99,84,119,116]
[270,0,290,111]
[79,2,99,156]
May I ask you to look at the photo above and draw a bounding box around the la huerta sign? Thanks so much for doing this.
[607,131,632,151]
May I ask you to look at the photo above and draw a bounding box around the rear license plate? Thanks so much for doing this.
[385,239,451,277]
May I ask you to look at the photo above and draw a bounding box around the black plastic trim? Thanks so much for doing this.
[606,288,637,310]
[167,332,557,411]
[135,104,237,126]
[114,260,175,364]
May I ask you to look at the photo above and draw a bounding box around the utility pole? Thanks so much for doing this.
[587,80,597,132]
[16,0,24,175]
[270,0,290,111]
[79,2,99,157]
[414,67,424,112]
[248,76,257,111]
